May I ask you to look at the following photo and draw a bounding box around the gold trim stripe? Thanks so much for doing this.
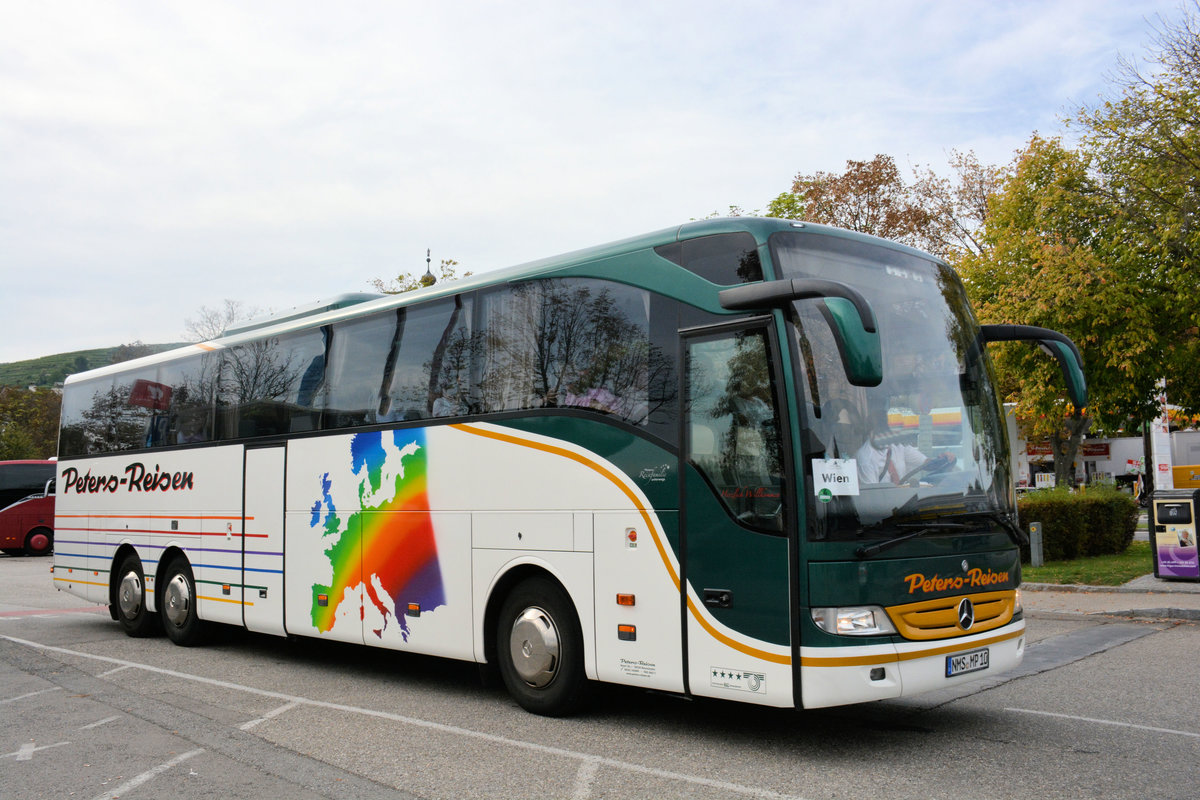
[53,577,108,588]
[198,594,252,607]
[801,627,1023,668]
[450,423,792,666]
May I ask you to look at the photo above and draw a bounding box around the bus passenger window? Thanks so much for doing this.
[385,297,472,422]
[217,328,327,439]
[324,312,397,429]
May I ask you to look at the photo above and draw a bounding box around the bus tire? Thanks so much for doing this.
[24,527,53,556]
[496,577,590,717]
[114,554,160,637]
[160,556,207,646]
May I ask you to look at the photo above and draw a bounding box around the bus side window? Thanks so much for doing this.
[58,375,113,456]
[655,232,762,285]
[475,279,661,425]
[217,328,327,440]
[159,352,217,446]
[385,297,472,422]
[324,312,397,429]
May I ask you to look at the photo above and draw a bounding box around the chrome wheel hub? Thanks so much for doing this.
[509,606,560,688]
[117,571,143,619]
[163,573,192,628]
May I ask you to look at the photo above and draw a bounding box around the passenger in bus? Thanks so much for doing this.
[176,414,207,444]
[855,414,954,485]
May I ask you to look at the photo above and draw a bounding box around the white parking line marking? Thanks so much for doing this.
[3,634,808,800]
[97,665,131,678]
[79,715,121,730]
[571,756,601,800]
[1006,707,1200,739]
[1,687,61,704]
[87,748,203,800]
[3,741,70,760]
[239,700,300,730]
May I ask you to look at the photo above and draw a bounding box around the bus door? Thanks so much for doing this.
[681,323,795,706]
[243,444,286,636]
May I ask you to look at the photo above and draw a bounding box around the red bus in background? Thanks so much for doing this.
[0,460,56,556]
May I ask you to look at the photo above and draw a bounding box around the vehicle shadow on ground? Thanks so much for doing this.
[188,623,999,762]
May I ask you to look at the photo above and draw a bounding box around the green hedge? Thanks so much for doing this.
[1018,487,1138,562]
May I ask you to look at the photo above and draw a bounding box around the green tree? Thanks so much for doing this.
[957,135,1158,486]
[0,425,36,460]
[1077,0,1200,420]
[0,386,61,458]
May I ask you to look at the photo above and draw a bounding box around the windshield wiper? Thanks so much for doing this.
[941,509,1027,547]
[855,522,975,559]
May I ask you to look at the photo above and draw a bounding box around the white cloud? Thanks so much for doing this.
[0,0,1183,362]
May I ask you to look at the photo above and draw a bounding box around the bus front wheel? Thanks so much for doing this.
[114,554,160,637]
[496,577,590,716]
[161,557,206,646]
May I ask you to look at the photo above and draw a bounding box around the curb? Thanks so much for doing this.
[1021,579,1198,595]
[1105,608,1200,622]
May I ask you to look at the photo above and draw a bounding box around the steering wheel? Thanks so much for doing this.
[898,453,954,485]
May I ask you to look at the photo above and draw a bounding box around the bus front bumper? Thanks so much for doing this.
[798,618,1026,709]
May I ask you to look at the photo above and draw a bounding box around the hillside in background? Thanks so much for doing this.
[0,344,183,387]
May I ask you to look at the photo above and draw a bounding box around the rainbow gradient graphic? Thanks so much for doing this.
[309,429,446,639]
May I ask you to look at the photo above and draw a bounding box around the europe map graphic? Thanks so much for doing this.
[308,429,446,639]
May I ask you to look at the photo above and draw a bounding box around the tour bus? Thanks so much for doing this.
[52,218,1085,715]
[0,459,56,510]
[0,460,56,556]
[0,483,55,556]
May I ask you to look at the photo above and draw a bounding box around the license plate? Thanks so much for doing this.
[946,647,989,677]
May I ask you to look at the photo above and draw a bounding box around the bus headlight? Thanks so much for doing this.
[1014,588,1023,614]
[811,606,898,636]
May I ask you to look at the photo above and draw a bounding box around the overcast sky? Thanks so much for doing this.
[0,0,1184,364]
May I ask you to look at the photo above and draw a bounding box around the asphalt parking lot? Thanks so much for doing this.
[3,553,1199,800]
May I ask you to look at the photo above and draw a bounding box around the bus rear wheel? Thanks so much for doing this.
[24,527,53,556]
[114,554,160,637]
[161,556,206,646]
[496,577,589,716]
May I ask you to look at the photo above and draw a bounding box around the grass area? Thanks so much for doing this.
[1023,539,1153,586]
[0,347,116,387]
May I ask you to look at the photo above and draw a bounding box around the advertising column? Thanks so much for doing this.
[1151,490,1200,581]
[1151,380,1174,491]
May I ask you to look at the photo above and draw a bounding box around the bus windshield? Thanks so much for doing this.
[770,231,1012,541]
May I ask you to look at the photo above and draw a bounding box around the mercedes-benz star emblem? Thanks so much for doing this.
[957,598,975,630]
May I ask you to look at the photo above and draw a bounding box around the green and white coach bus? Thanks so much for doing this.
[52,218,1085,715]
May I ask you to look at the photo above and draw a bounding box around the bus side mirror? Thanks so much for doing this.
[979,324,1087,408]
[821,297,883,387]
[719,278,882,387]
